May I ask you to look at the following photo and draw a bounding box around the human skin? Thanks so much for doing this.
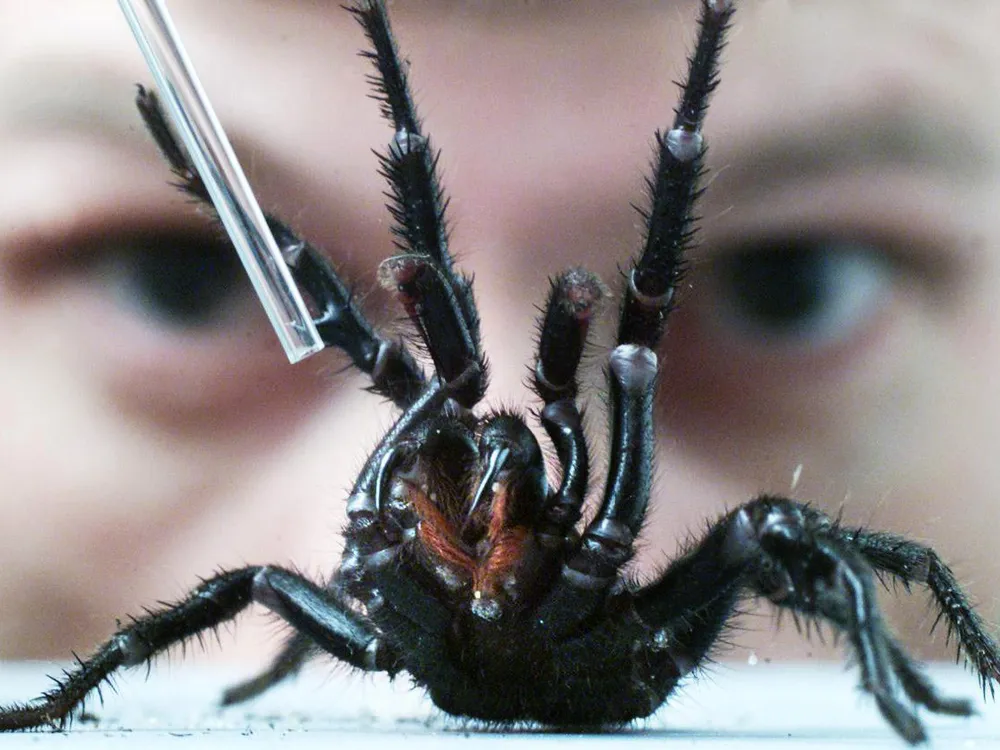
[0,0,998,670]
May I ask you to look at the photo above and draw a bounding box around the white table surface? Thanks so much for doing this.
[0,662,996,748]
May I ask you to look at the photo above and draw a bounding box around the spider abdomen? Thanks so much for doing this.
[408,606,684,725]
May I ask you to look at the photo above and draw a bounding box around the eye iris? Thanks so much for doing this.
[711,239,889,344]
[719,244,833,331]
[123,235,245,327]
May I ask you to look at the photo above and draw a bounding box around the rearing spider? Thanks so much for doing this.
[1,0,998,744]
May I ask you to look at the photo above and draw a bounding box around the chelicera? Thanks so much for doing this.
[2,1,998,744]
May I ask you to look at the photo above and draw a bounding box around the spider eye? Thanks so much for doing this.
[705,238,892,349]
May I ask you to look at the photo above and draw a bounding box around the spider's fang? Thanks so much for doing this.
[538,400,589,543]
[465,446,511,526]
[373,446,402,513]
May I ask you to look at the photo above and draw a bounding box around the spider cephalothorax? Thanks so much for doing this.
[1,0,998,744]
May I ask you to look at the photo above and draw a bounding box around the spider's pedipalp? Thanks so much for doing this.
[537,400,589,545]
[533,268,608,404]
[378,254,482,405]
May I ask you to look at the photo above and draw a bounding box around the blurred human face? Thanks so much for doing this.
[0,0,997,662]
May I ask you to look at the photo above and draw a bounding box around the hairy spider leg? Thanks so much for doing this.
[135,88,426,409]
[843,528,1000,694]
[530,0,734,639]
[0,367,491,730]
[350,1,487,409]
[631,496,996,744]
[0,567,379,731]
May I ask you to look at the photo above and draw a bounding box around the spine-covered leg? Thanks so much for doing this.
[0,567,396,731]
[635,496,992,745]
[566,0,735,567]
[349,0,486,408]
[841,528,1000,693]
[618,0,733,351]
[565,0,734,587]
[135,87,426,408]
[534,0,734,635]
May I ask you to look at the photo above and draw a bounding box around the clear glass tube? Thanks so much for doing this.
[118,0,324,363]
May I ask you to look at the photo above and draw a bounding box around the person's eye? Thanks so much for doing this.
[88,229,256,332]
[700,235,894,352]
[8,221,302,418]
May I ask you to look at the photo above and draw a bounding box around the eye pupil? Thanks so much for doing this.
[719,244,832,331]
[123,234,245,327]
[707,238,891,347]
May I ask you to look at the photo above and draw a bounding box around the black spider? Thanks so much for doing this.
[2,0,998,744]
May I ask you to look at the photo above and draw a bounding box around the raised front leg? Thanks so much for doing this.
[135,87,427,408]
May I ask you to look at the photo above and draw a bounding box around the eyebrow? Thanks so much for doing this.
[10,57,993,199]
[711,101,995,195]
[0,60,302,192]
[0,62,155,151]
